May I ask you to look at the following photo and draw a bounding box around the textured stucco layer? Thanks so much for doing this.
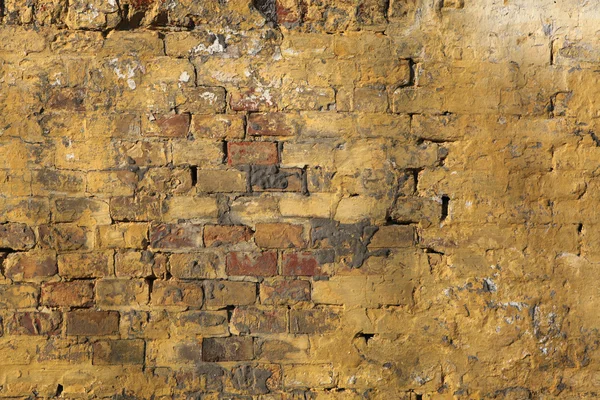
[0,0,597,398]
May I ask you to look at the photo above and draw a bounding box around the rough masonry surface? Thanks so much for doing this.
[0,0,596,398]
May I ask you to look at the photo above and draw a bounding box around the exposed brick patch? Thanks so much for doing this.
[226,251,278,276]
[227,142,279,166]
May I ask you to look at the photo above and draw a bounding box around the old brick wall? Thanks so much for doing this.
[0,0,598,398]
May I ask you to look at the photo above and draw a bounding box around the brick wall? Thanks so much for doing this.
[0,0,597,398]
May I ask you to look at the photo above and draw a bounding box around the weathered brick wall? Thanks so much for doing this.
[0,0,598,398]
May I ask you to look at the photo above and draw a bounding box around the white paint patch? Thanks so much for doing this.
[193,37,225,55]
[109,58,141,90]
[66,153,75,160]
[200,91,218,104]
[179,71,191,83]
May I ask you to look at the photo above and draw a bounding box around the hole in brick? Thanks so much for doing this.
[441,195,450,221]
[252,0,277,26]
[408,59,417,86]
[190,166,198,186]
[56,384,63,396]
[154,11,169,26]
[415,394,423,400]
[145,276,157,294]
[578,223,583,234]
[356,332,376,344]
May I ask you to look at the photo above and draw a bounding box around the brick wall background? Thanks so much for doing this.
[0,0,598,398]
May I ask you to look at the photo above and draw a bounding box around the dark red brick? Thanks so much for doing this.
[227,142,278,166]
[202,336,253,362]
[41,281,95,307]
[93,339,145,365]
[226,252,278,276]
[66,310,119,336]
[282,252,329,276]
[4,251,57,280]
[153,113,191,138]
[47,88,86,111]
[5,311,62,335]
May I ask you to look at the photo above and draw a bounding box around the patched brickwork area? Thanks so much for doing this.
[0,0,599,398]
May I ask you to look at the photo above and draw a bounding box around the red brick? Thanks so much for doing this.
[202,336,253,362]
[276,0,301,24]
[66,310,119,336]
[203,225,253,247]
[226,252,278,276]
[93,339,145,365]
[4,250,57,280]
[282,252,329,276]
[151,113,191,138]
[41,281,95,307]
[227,142,278,166]
[248,113,297,136]
[255,223,305,248]
[260,279,310,305]
[231,307,287,334]
[230,87,278,112]
[5,312,62,335]
[47,88,86,111]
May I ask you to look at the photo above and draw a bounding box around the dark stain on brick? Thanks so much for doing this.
[311,219,388,268]
[232,364,272,395]
[250,165,307,193]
